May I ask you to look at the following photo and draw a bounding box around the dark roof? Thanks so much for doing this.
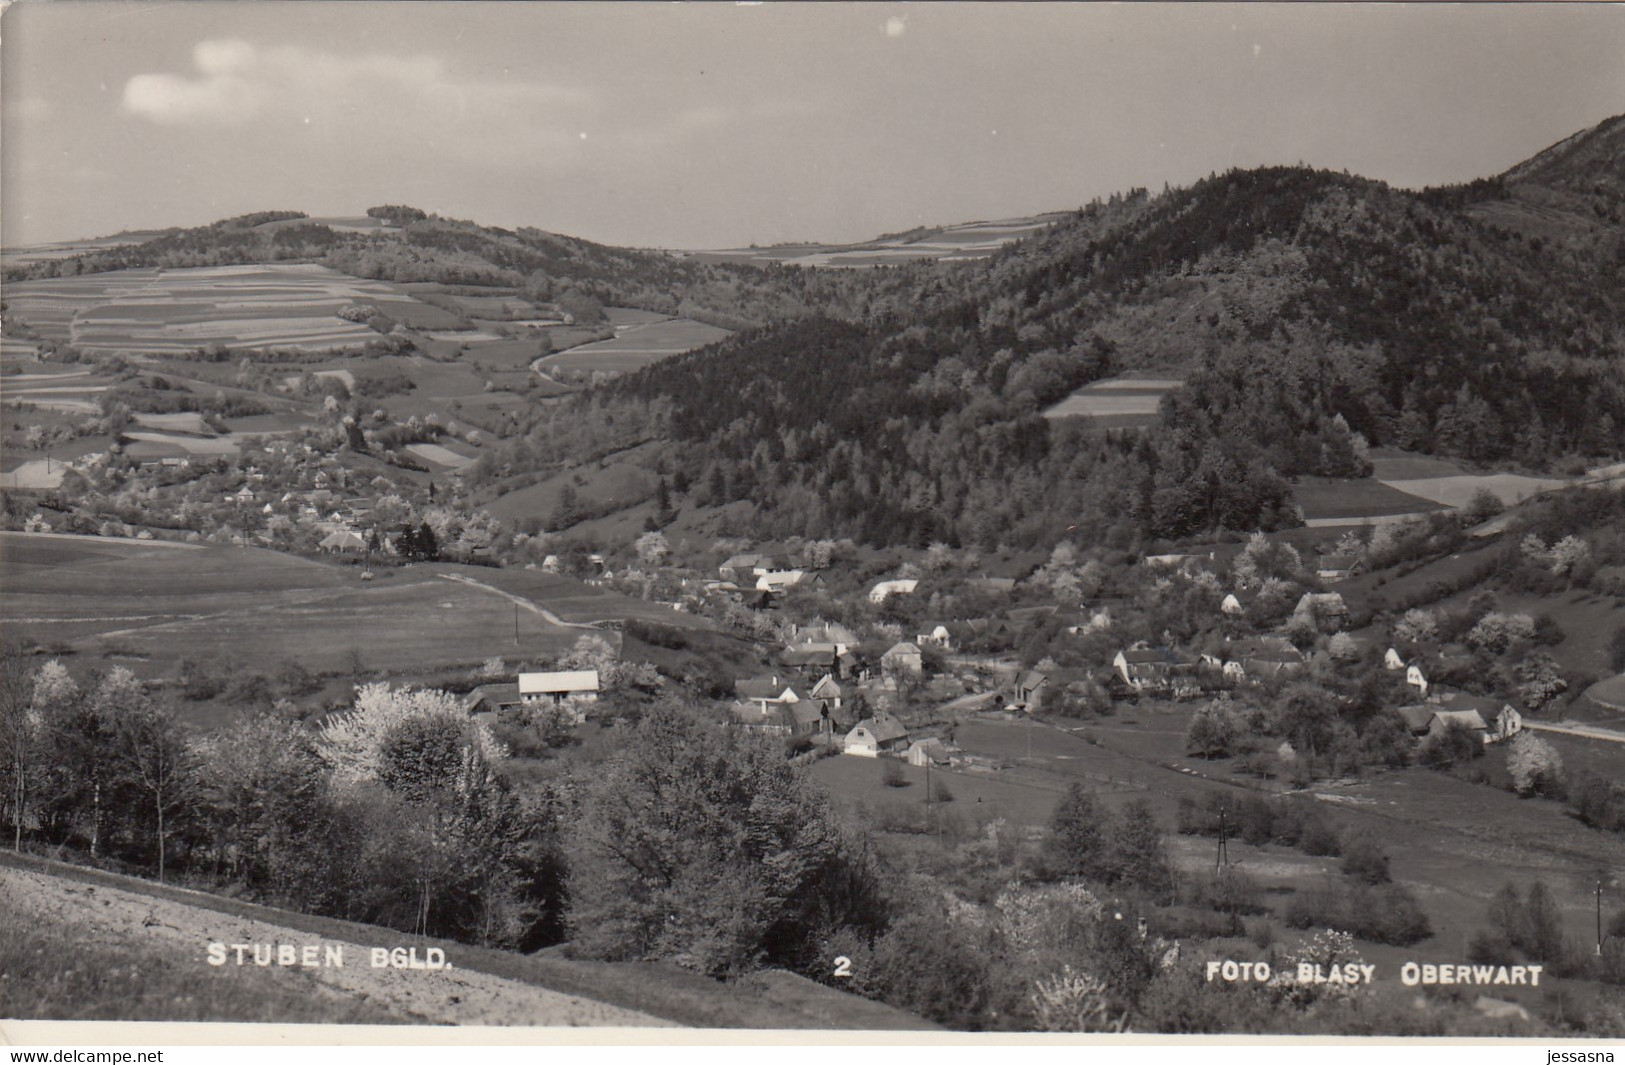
[462,683,521,712]
[781,648,837,668]
[853,714,909,743]
[1396,705,1436,732]
[735,676,789,701]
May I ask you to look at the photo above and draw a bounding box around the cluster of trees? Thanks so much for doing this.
[0,653,565,948]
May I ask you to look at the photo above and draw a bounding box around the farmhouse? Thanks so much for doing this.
[720,554,773,580]
[734,675,804,713]
[319,528,367,553]
[881,642,925,674]
[844,714,910,757]
[1014,669,1048,710]
[1293,592,1350,633]
[809,673,845,715]
[518,670,600,704]
[757,569,817,592]
[907,738,955,768]
[869,579,920,603]
[1113,645,1199,691]
[1436,693,1523,743]
[1316,552,1365,583]
[916,623,956,651]
[462,683,523,715]
[786,622,858,655]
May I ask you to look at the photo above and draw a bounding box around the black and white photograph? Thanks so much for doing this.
[1,0,1624,1045]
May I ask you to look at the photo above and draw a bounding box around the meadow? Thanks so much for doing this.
[539,317,731,375]
[867,707,1625,977]
[1290,476,1444,520]
[1042,376,1184,424]
[1380,473,1574,510]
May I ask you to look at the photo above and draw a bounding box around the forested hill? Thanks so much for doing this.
[502,116,1625,548]
[1,206,931,332]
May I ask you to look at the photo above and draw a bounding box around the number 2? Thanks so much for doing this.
[833,955,852,978]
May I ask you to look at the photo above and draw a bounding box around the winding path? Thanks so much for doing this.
[434,572,600,631]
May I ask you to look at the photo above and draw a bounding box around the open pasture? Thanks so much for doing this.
[1043,375,1183,423]
[1368,449,1469,481]
[405,442,477,469]
[130,411,210,433]
[538,318,730,374]
[417,562,713,629]
[3,265,436,354]
[68,577,581,678]
[0,532,333,604]
[1291,477,1444,520]
[1379,473,1572,510]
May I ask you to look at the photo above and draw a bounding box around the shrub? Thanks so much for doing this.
[1340,835,1391,884]
[1188,868,1268,916]
[1298,815,1342,857]
[1285,882,1432,946]
[881,759,907,788]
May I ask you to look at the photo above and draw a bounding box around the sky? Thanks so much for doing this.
[3,2,1624,250]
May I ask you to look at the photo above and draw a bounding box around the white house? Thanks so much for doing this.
[844,714,910,757]
[1220,593,1244,616]
[518,670,600,704]
[869,579,919,604]
[916,623,955,651]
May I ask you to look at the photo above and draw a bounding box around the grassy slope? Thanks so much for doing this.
[0,852,933,1031]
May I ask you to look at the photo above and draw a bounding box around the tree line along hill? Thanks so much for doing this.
[9,114,1625,551]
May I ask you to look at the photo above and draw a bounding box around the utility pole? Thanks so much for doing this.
[1600,878,1606,957]
[514,601,520,647]
[1217,805,1230,872]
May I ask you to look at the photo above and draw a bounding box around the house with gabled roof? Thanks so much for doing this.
[809,673,845,714]
[916,623,956,652]
[881,641,925,674]
[1293,592,1350,633]
[1014,669,1048,710]
[844,713,910,757]
[733,675,804,714]
[1316,552,1366,583]
[907,738,955,768]
[1112,645,1199,691]
[1436,693,1522,743]
[462,683,523,715]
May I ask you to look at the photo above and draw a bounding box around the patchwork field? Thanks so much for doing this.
[3,265,433,355]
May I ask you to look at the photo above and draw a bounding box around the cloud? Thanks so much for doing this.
[884,15,908,38]
[121,39,585,130]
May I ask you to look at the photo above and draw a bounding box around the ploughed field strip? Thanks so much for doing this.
[3,264,429,354]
